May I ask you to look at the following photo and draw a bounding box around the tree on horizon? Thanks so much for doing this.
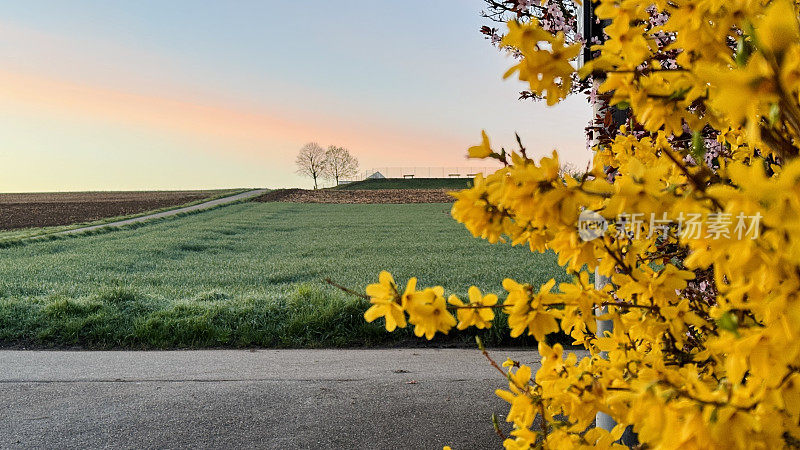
[323,146,359,186]
[294,142,327,189]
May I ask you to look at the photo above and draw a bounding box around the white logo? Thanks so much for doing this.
[578,209,608,241]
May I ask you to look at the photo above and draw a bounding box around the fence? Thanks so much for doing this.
[357,167,500,180]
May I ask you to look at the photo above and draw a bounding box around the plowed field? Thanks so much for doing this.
[0,190,228,230]
[254,188,455,204]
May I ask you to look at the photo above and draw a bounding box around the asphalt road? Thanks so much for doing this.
[49,189,268,237]
[0,348,543,449]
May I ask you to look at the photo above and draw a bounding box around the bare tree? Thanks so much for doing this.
[295,142,327,189]
[323,146,359,186]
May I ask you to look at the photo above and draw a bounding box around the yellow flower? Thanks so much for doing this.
[503,427,539,450]
[696,53,777,139]
[399,276,419,308]
[503,278,560,341]
[495,364,537,428]
[603,19,652,68]
[502,21,581,106]
[502,357,518,368]
[467,130,493,158]
[405,286,457,340]
[450,172,508,244]
[448,286,498,330]
[756,0,800,56]
[364,271,405,332]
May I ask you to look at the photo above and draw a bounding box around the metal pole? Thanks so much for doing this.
[589,72,617,432]
[582,2,638,444]
[595,266,616,432]
[582,0,625,439]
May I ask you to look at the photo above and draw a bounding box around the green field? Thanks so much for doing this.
[334,178,472,190]
[0,202,569,348]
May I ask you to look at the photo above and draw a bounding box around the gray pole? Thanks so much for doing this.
[594,270,616,431]
[581,0,632,440]
[582,2,638,444]
[589,65,617,434]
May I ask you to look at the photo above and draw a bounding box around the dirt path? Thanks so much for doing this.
[39,189,267,239]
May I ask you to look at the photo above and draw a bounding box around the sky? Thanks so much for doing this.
[0,0,591,192]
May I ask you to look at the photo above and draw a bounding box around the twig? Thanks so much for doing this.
[479,344,509,378]
[324,278,370,300]
[491,413,507,440]
[660,147,724,210]
[450,304,505,310]
[600,301,659,311]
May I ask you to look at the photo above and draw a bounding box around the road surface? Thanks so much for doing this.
[0,348,544,449]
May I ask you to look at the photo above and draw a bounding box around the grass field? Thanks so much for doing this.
[0,202,569,348]
[334,178,472,190]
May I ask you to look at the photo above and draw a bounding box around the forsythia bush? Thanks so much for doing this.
[365,1,800,448]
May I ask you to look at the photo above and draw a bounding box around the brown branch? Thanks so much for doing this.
[324,278,370,300]
[491,413,507,441]
[658,379,758,412]
[601,241,633,275]
[450,304,505,310]
[600,301,660,311]
[480,346,509,378]
[607,68,689,73]
[777,84,800,140]
[760,125,799,160]
[660,147,724,210]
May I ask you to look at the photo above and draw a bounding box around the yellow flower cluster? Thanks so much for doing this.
[364,1,800,448]
[581,0,800,144]
[364,271,456,340]
[502,20,582,106]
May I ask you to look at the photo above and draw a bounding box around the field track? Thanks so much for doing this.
[0,190,236,230]
[254,188,454,203]
[47,189,267,237]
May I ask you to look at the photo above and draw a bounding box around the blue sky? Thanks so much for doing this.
[0,0,590,191]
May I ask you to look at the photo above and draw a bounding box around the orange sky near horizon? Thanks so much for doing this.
[0,69,478,167]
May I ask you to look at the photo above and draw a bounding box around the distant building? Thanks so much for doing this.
[366,171,386,179]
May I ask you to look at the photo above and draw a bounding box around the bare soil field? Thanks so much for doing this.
[0,190,229,230]
[254,188,455,204]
